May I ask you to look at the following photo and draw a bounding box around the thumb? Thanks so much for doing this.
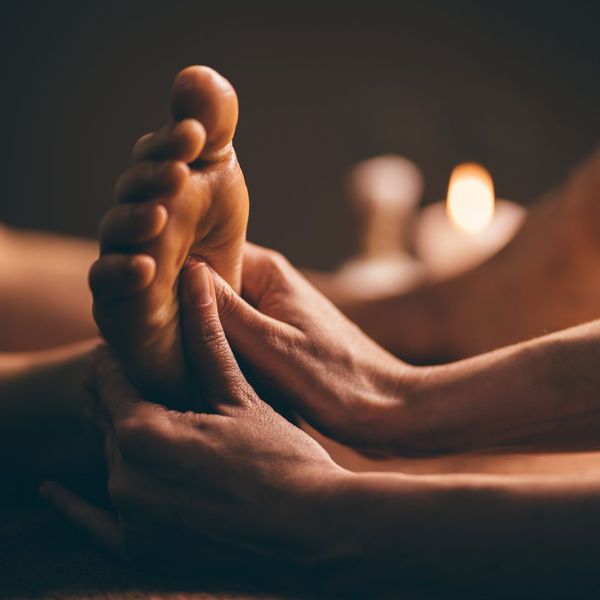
[180,259,256,412]
[92,346,160,427]
[209,263,298,363]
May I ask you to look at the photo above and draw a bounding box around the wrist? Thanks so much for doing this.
[382,362,473,456]
[292,467,362,567]
[301,469,600,590]
[299,469,453,575]
[348,358,441,457]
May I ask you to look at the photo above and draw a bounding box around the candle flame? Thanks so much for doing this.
[446,163,495,234]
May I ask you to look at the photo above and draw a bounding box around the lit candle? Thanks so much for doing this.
[414,163,526,279]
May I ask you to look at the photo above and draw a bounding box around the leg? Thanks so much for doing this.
[338,145,600,361]
[0,225,97,351]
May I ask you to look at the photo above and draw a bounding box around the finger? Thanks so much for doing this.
[92,348,167,427]
[132,119,206,164]
[180,259,257,412]
[240,242,328,334]
[89,254,156,301]
[99,203,168,251]
[208,256,300,359]
[114,160,188,203]
[239,242,274,304]
[91,349,194,468]
[209,267,304,419]
[240,242,309,310]
[39,481,124,559]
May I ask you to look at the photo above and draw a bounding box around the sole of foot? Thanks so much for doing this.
[90,66,249,405]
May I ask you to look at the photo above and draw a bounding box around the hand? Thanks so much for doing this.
[210,243,419,455]
[41,260,348,573]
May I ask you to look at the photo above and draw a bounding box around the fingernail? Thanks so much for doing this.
[187,263,213,306]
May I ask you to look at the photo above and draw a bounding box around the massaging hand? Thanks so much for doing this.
[40,260,346,572]
[209,243,416,454]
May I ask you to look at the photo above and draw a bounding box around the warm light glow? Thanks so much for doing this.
[446,163,495,233]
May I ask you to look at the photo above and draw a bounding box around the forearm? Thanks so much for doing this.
[323,471,600,594]
[0,341,102,477]
[394,320,600,454]
[0,224,98,351]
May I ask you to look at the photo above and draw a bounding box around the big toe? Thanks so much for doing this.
[171,66,238,160]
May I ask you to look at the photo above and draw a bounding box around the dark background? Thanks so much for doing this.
[1,0,598,269]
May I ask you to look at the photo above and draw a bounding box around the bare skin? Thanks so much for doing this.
[207,243,600,459]
[90,114,600,470]
[41,266,600,596]
[79,156,600,469]
[3,242,600,485]
[0,225,97,351]
[3,73,600,494]
[2,259,600,486]
[320,145,600,362]
[0,229,102,480]
[90,66,249,403]
[2,141,599,367]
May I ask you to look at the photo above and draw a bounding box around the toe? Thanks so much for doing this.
[114,161,189,203]
[171,66,238,161]
[99,204,168,251]
[89,254,156,302]
[132,119,207,164]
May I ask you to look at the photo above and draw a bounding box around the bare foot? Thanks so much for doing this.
[90,66,249,402]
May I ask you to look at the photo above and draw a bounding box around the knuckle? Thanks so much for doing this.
[114,415,147,446]
[135,302,174,331]
[252,250,294,297]
[266,323,298,354]
[197,313,227,345]
[114,412,166,455]
[263,252,297,293]
[213,280,237,319]
[177,410,212,431]
[265,249,291,273]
